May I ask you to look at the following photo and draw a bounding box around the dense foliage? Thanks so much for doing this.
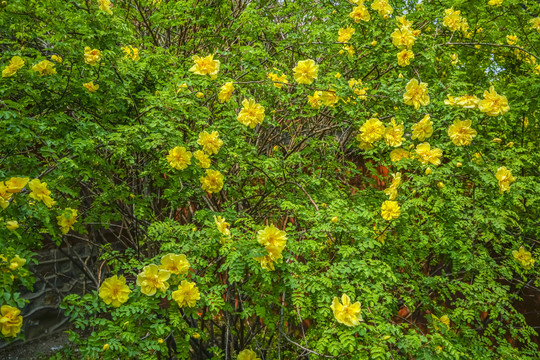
[1,0,540,358]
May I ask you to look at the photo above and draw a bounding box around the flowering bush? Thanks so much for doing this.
[1,0,539,359]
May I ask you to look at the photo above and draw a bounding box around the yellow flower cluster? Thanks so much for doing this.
[98,0,113,14]
[349,2,370,23]
[218,81,234,103]
[267,71,288,89]
[197,131,223,155]
[308,91,323,109]
[448,119,477,146]
[237,99,265,128]
[0,305,23,337]
[371,0,393,19]
[337,26,355,43]
[384,119,405,147]
[99,275,132,307]
[443,8,469,33]
[57,208,78,234]
[200,169,224,193]
[238,349,261,360]
[2,56,25,77]
[255,225,287,271]
[381,200,400,220]
[1,254,26,272]
[189,54,220,79]
[488,0,503,6]
[122,45,140,61]
[478,86,510,117]
[411,115,433,141]
[444,94,480,109]
[214,215,231,236]
[136,264,171,296]
[495,166,516,193]
[293,59,318,84]
[167,146,192,170]
[415,143,443,166]
[431,314,450,330]
[384,173,401,200]
[172,280,201,307]
[512,247,534,269]
[397,49,414,67]
[348,78,368,100]
[83,81,99,93]
[390,148,410,163]
[29,179,56,208]
[84,47,102,66]
[530,18,540,33]
[32,60,56,76]
[330,294,363,326]
[403,79,429,109]
[356,118,384,149]
[391,16,419,49]
[0,177,29,209]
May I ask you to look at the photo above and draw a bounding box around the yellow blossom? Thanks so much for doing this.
[512,247,534,269]
[437,182,444,189]
[506,35,518,45]
[330,294,363,326]
[160,254,190,275]
[321,90,338,107]
[166,146,192,170]
[200,169,224,193]
[349,4,370,23]
[6,221,18,231]
[5,177,29,193]
[391,27,416,49]
[8,255,26,271]
[432,314,451,330]
[381,200,400,220]
[2,56,25,77]
[308,91,323,109]
[0,305,23,337]
[136,264,171,296]
[397,49,414,66]
[218,81,234,103]
[255,254,277,271]
[214,215,230,236]
[358,118,385,144]
[478,86,510,116]
[425,167,432,175]
[32,60,56,76]
[28,179,56,208]
[197,131,223,155]
[341,44,355,56]
[172,280,200,307]
[189,54,220,79]
[415,143,443,166]
[371,0,393,19]
[83,81,99,92]
[450,53,459,65]
[293,59,318,85]
[51,55,63,63]
[443,8,468,33]
[98,0,113,14]
[384,119,405,147]
[454,95,480,109]
[103,344,110,351]
[403,79,429,109]
[99,275,131,307]
[411,115,433,141]
[84,47,102,66]
[56,208,78,234]
[196,92,204,98]
[0,183,13,210]
[257,225,287,254]
[122,45,140,61]
[338,26,355,43]
[390,149,409,162]
[384,173,401,200]
[495,166,515,193]
[448,119,477,146]
[238,349,261,360]
[193,150,211,168]
[267,72,288,89]
[488,0,503,5]
[530,18,540,33]
[237,99,265,128]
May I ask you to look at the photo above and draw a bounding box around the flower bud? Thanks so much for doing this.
[425,168,432,175]
[437,182,444,189]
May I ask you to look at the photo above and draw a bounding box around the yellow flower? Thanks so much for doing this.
[0,182,13,209]
[2,56,25,77]
[102,344,110,351]
[7,255,25,271]
[371,0,393,19]
[391,27,416,49]
[237,349,261,360]
[32,60,56,76]
[257,225,287,253]
[196,92,204,99]
[56,208,78,234]
[384,119,405,147]
[293,59,318,85]
[218,81,234,103]
[172,280,201,307]
[338,26,355,43]
[397,49,414,67]
[5,177,29,193]
[478,86,510,116]
[122,46,140,61]
[456,162,462,167]
[330,294,363,326]
[51,55,63,63]
[193,150,211,168]
[411,115,433,141]
[431,314,450,330]
[255,254,277,271]
[200,169,224,193]
[358,118,385,144]
[349,4,370,23]
[214,215,230,236]
[28,179,56,208]
[425,167,432,175]
[437,182,444,189]
[495,166,516,194]
[166,146,192,170]
[443,8,468,33]
[448,119,477,146]
[160,253,190,275]
[381,200,400,220]
[454,95,480,109]
[530,18,540,33]
[6,221,19,231]
[450,53,459,65]
[390,148,409,162]
[98,0,113,14]
[444,95,455,106]
[415,143,443,166]
[84,47,102,66]
[83,81,99,93]
[384,173,401,200]
[99,275,131,307]
[267,72,288,89]
[189,54,220,79]
[0,305,23,337]
[403,79,429,109]
[136,264,171,296]
[342,44,355,56]
[321,90,338,107]
[197,131,223,155]
[512,247,534,269]
[308,91,323,109]
[237,99,265,128]
[488,0,503,6]
[506,35,518,45]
